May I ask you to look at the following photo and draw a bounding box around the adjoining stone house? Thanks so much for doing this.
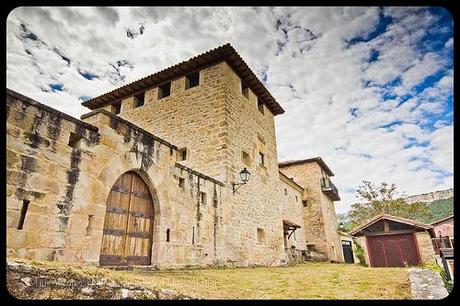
[350,214,436,267]
[6,43,343,268]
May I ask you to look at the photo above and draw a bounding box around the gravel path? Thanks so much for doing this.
[408,268,448,300]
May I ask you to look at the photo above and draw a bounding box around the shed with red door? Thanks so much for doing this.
[350,214,436,267]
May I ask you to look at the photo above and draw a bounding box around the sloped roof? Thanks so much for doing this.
[278,157,334,176]
[431,214,454,225]
[81,43,284,115]
[349,213,433,236]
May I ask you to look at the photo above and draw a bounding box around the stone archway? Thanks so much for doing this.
[99,171,155,265]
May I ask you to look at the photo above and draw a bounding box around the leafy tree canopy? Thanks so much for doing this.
[348,181,431,229]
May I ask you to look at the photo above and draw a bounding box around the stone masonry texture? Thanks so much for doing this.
[6,48,344,268]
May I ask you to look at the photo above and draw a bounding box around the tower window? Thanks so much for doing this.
[166,229,170,242]
[284,188,288,196]
[302,200,308,208]
[258,152,265,166]
[257,99,264,114]
[242,151,251,167]
[185,71,200,89]
[158,82,171,99]
[112,102,121,114]
[17,200,30,230]
[242,81,249,99]
[134,92,145,107]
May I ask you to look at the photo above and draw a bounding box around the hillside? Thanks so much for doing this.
[414,196,453,224]
[338,191,453,232]
[405,188,453,204]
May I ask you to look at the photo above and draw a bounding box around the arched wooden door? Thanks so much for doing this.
[100,171,154,266]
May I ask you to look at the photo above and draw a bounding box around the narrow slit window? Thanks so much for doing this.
[177,148,187,161]
[200,192,207,204]
[178,177,185,188]
[242,81,249,99]
[134,92,145,107]
[257,228,266,243]
[284,188,288,196]
[17,200,30,230]
[257,98,264,114]
[258,152,265,166]
[158,82,171,99]
[295,195,298,202]
[68,132,83,149]
[192,226,195,244]
[166,229,170,242]
[242,150,251,167]
[86,215,94,236]
[185,71,200,89]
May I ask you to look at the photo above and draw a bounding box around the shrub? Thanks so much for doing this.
[352,239,367,267]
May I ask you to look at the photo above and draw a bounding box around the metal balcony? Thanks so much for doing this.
[320,177,340,201]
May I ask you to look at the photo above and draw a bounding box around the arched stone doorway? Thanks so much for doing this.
[99,171,154,265]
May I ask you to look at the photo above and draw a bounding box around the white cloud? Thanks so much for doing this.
[7,7,453,214]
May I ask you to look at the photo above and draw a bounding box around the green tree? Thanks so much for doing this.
[349,181,431,228]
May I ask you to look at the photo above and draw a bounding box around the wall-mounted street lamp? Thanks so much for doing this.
[232,167,251,194]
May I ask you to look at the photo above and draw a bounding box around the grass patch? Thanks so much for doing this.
[9,259,412,299]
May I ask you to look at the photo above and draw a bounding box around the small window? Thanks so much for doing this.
[302,200,308,208]
[112,102,121,114]
[242,151,251,167]
[258,152,265,166]
[17,200,30,230]
[178,177,185,188]
[86,215,94,236]
[257,98,264,114]
[166,229,170,242]
[257,228,266,242]
[284,188,288,196]
[158,82,171,99]
[68,132,83,149]
[110,118,119,130]
[192,226,195,244]
[295,195,298,202]
[177,148,187,161]
[200,192,207,204]
[185,71,200,89]
[242,81,249,99]
[134,92,145,107]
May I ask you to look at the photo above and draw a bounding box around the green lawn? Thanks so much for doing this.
[16,260,412,299]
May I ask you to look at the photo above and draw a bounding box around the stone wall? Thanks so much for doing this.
[7,90,226,268]
[279,162,343,261]
[117,63,228,181]
[7,59,342,268]
[415,231,437,265]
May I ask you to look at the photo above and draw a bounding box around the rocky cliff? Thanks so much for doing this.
[405,188,453,204]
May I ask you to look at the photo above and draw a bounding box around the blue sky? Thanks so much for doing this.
[6,7,453,213]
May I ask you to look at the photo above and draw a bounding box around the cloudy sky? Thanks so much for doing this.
[7,7,453,213]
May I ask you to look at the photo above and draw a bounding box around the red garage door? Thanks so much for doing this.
[367,234,421,267]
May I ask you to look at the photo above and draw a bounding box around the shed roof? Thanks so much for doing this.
[431,214,454,225]
[81,43,284,115]
[349,213,433,236]
[278,157,334,176]
[283,220,301,229]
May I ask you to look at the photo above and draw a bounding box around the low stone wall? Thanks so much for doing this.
[7,260,195,300]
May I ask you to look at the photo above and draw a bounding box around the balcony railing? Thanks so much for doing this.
[320,177,340,201]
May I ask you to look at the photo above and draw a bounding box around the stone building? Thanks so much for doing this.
[6,43,343,268]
